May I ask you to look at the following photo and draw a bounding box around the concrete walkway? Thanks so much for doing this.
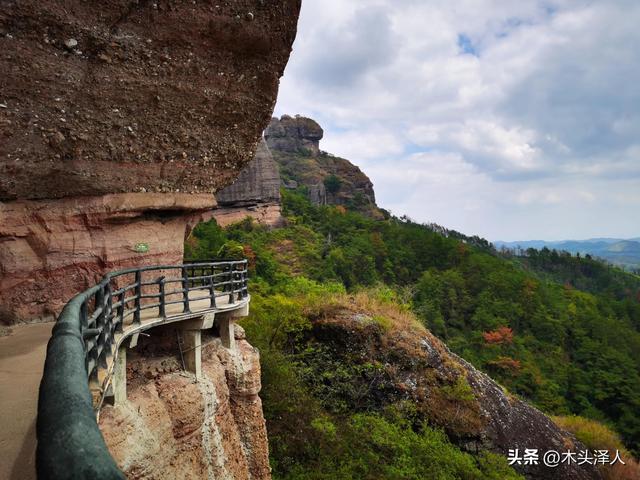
[0,322,53,480]
[0,291,247,479]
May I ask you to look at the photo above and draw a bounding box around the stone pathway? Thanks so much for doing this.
[0,322,53,480]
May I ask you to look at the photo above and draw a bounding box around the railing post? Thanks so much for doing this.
[182,266,191,313]
[80,299,89,331]
[243,260,248,298]
[209,274,217,308]
[117,289,125,332]
[105,281,113,320]
[228,264,235,304]
[94,287,110,369]
[133,270,142,325]
[158,276,166,318]
[95,288,104,327]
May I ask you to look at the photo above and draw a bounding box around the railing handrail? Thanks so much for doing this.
[36,259,249,480]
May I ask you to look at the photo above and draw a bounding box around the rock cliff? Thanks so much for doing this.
[265,115,383,218]
[0,0,301,323]
[213,138,282,227]
[216,139,280,208]
[100,325,270,479]
[305,311,603,480]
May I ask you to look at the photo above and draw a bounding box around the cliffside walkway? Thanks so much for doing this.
[36,260,251,480]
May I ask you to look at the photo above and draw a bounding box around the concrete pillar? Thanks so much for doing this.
[218,314,235,350]
[181,329,201,379]
[113,344,127,405]
[217,301,250,350]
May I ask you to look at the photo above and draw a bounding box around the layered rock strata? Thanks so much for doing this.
[216,139,280,208]
[213,204,282,229]
[213,138,282,227]
[0,193,215,323]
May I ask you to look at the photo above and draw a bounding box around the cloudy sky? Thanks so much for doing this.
[273,0,640,241]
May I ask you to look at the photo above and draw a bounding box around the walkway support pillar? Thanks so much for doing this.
[218,314,235,350]
[181,329,202,379]
[217,301,250,350]
[113,344,127,405]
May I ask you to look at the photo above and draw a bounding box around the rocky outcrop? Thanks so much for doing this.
[0,1,301,323]
[265,115,323,157]
[266,115,383,218]
[99,325,270,479]
[213,204,282,229]
[304,312,602,480]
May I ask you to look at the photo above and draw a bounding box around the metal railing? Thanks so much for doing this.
[36,260,248,480]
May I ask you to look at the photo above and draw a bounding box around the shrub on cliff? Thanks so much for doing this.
[217,241,245,260]
[278,412,523,480]
[323,174,342,194]
[553,415,640,479]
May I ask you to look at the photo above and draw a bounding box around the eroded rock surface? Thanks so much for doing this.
[212,204,282,229]
[216,139,280,208]
[0,0,301,200]
[265,115,323,157]
[99,327,270,480]
[213,138,282,227]
[0,193,215,323]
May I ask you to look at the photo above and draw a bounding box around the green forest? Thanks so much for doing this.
[186,188,640,479]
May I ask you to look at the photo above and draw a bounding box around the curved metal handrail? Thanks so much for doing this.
[36,260,249,479]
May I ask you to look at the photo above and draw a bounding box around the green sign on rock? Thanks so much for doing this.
[134,242,149,253]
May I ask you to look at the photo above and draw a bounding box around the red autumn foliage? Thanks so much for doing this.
[482,326,514,345]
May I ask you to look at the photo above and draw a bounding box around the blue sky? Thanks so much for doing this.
[274,0,640,241]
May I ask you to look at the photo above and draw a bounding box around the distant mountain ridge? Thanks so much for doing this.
[493,238,640,271]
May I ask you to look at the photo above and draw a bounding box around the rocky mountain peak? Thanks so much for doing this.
[265,115,324,157]
[265,114,383,219]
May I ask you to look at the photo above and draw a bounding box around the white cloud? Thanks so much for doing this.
[275,0,640,240]
[321,130,404,163]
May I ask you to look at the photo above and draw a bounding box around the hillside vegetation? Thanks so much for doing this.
[186,189,640,478]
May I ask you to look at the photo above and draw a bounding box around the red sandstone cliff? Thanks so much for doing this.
[0,0,301,323]
[99,325,269,479]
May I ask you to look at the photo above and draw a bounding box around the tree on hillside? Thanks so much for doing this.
[324,174,342,194]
